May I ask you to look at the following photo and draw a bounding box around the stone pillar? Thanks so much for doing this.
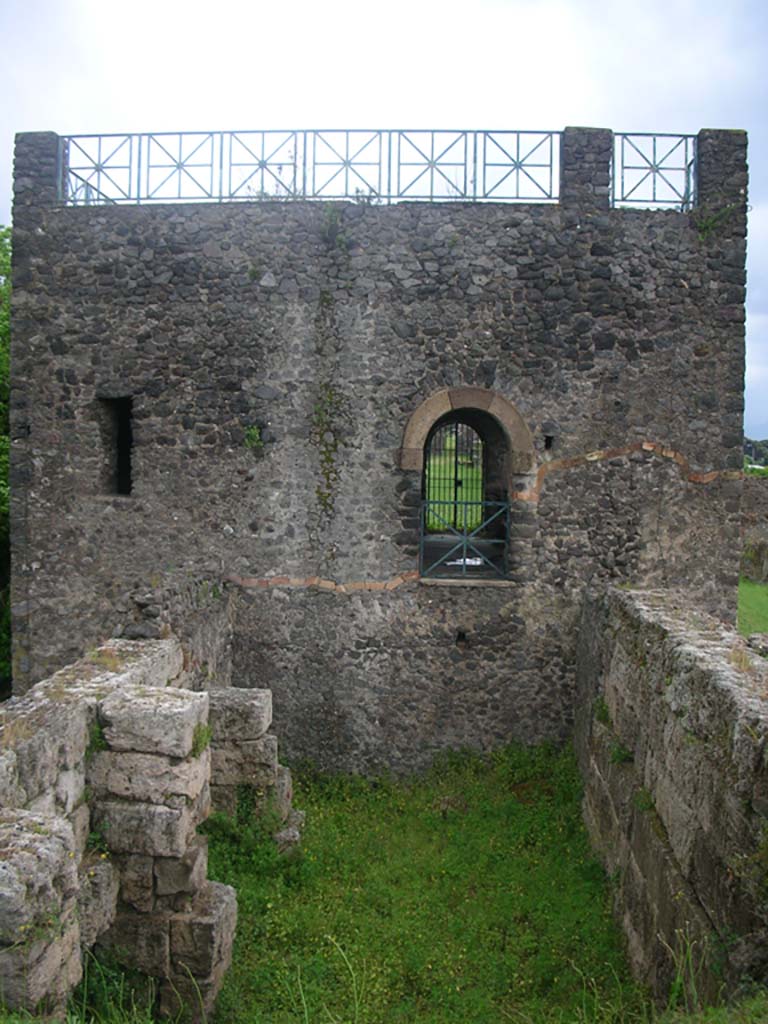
[10,133,61,693]
[696,128,748,219]
[560,127,613,210]
[12,132,60,224]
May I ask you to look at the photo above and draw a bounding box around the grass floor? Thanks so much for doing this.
[207,746,651,1024]
[738,578,768,636]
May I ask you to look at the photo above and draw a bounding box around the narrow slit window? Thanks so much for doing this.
[99,397,133,495]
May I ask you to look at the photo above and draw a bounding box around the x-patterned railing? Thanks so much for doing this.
[57,130,561,205]
[613,133,697,208]
[420,500,509,579]
[57,129,699,209]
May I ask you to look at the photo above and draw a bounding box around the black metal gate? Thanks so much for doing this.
[424,422,484,531]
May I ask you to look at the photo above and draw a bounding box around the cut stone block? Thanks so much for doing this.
[0,749,26,807]
[92,800,194,858]
[210,734,278,787]
[99,687,208,759]
[158,964,227,1023]
[0,919,81,1015]
[77,856,119,948]
[96,910,171,977]
[87,748,209,805]
[71,803,90,859]
[155,836,208,897]
[0,810,77,945]
[114,854,154,912]
[169,880,237,979]
[208,688,272,741]
[55,766,85,815]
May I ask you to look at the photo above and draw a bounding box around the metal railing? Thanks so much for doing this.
[58,130,560,206]
[613,133,697,208]
[420,500,509,579]
[57,129,699,209]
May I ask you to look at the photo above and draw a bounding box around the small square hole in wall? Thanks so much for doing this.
[544,435,554,451]
[97,397,133,495]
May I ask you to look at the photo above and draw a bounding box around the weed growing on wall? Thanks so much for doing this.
[309,382,350,521]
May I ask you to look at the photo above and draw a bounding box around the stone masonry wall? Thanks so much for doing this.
[10,127,747,769]
[574,587,768,1000]
[0,635,297,1018]
[742,476,768,582]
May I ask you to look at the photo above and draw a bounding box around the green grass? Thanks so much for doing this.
[207,746,653,1023]
[3,746,768,1022]
[425,453,483,531]
[738,578,768,636]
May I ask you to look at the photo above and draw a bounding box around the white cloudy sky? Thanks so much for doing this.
[0,0,766,436]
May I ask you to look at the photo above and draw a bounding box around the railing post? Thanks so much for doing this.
[560,127,613,211]
[696,129,748,227]
[13,132,61,223]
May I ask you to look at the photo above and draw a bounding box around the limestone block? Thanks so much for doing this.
[210,734,278,787]
[77,856,119,948]
[208,688,272,742]
[3,714,58,803]
[155,836,208,897]
[0,749,26,807]
[192,778,212,828]
[96,909,171,977]
[0,918,81,1015]
[92,800,194,858]
[158,965,227,1023]
[114,854,154,912]
[87,748,209,805]
[71,803,90,859]
[100,687,208,759]
[0,810,77,946]
[169,880,237,979]
[55,766,85,815]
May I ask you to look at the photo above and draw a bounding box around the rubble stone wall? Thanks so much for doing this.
[0,637,294,1019]
[574,587,768,999]
[742,476,768,582]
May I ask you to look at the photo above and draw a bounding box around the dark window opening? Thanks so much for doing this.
[99,397,133,495]
[544,434,554,450]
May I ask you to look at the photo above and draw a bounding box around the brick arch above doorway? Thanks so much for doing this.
[399,387,535,475]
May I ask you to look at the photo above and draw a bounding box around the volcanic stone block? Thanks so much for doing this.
[208,687,272,741]
[210,734,278,787]
[99,687,208,759]
[155,836,208,897]
[92,800,194,858]
[87,748,209,805]
[169,880,237,979]
[97,910,171,977]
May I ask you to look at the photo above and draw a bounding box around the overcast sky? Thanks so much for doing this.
[1,0,766,436]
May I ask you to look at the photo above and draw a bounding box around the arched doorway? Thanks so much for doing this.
[421,409,511,579]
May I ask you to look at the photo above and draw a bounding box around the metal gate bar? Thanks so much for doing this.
[419,501,509,578]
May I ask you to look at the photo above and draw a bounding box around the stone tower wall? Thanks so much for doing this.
[10,128,747,770]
